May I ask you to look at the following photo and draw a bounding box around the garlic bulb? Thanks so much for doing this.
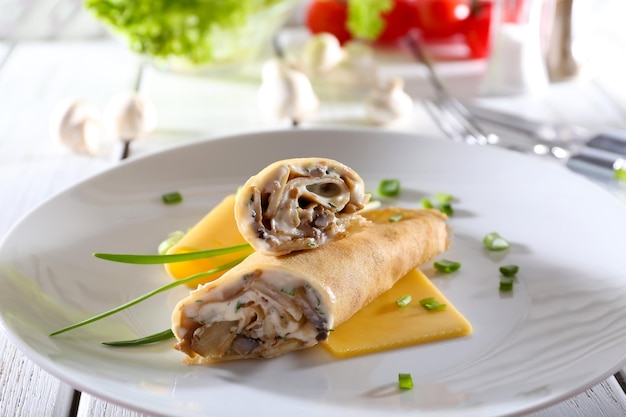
[49,98,101,156]
[364,78,414,125]
[103,93,157,141]
[257,59,320,124]
[301,33,345,75]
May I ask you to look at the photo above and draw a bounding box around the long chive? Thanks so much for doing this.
[49,257,246,336]
[102,329,174,347]
[94,243,252,264]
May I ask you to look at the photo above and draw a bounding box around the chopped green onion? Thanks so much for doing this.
[420,193,454,216]
[49,257,246,336]
[499,265,519,277]
[483,232,510,251]
[499,277,514,292]
[398,373,414,390]
[433,259,461,273]
[94,243,252,264]
[162,191,183,204]
[396,294,412,307]
[420,198,433,209]
[378,179,401,197]
[438,202,454,216]
[434,192,453,204]
[419,297,447,311]
[102,329,174,347]
[614,161,626,181]
[388,213,403,222]
[157,230,186,255]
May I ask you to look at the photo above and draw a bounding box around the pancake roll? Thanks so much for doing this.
[171,207,449,363]
[234,157,370,256]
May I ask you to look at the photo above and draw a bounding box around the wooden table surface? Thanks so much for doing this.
[2,1,626,416]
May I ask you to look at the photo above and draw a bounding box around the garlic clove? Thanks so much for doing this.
[301,32,345,75]
[257,59,320,124]
[49,98,102,156]
[364,78,414,125]
[103,92,157,141]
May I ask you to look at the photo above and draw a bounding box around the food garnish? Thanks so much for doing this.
[420,192,455,216]
[377,178,401,197]
[483,232,510,251]
[158,231,186,255]
[388,213,403,222]
[395,294,412,307]
[499,277,514,292]
[94,244,251,265]
[162,191,183,205]
[419,297,447,311]
[164,194,253,287]
[433,259,461,273]
[499,265,519,277]
[398,373,414,390]
[498,265,519,292]
[102,329,175,347]
[49,254,247,336]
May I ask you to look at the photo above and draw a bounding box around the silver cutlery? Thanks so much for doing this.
[405,32,626,182]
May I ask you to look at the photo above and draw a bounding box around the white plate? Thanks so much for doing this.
[2,128,626,417]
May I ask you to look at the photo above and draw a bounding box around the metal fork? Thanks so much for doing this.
[405,33,499,147]
[406,32,626,181]
[405,32,581,160]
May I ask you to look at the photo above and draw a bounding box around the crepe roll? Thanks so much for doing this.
[234,157,369,256]
[171,207,449,363]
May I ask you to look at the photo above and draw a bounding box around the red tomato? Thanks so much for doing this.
[416,0,471,40]
[377,0,421,44]
[305,0,352,44]
[462,0,494,58]
[305,0,421,44]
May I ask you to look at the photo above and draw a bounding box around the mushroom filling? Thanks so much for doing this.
[248,163,366,252]
[175,270,331,360]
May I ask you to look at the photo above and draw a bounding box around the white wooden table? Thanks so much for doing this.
[2,1,626,416]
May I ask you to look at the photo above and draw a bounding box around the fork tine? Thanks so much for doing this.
[422,99,467,143]
[406,32,498,146]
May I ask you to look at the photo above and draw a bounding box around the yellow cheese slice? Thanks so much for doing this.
[323,268,472,358]
[165,194,253,287]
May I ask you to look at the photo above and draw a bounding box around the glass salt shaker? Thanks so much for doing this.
[479,0,555,95]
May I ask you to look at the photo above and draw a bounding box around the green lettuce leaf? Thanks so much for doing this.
[346,0,394,40]
[85,0,286,64]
